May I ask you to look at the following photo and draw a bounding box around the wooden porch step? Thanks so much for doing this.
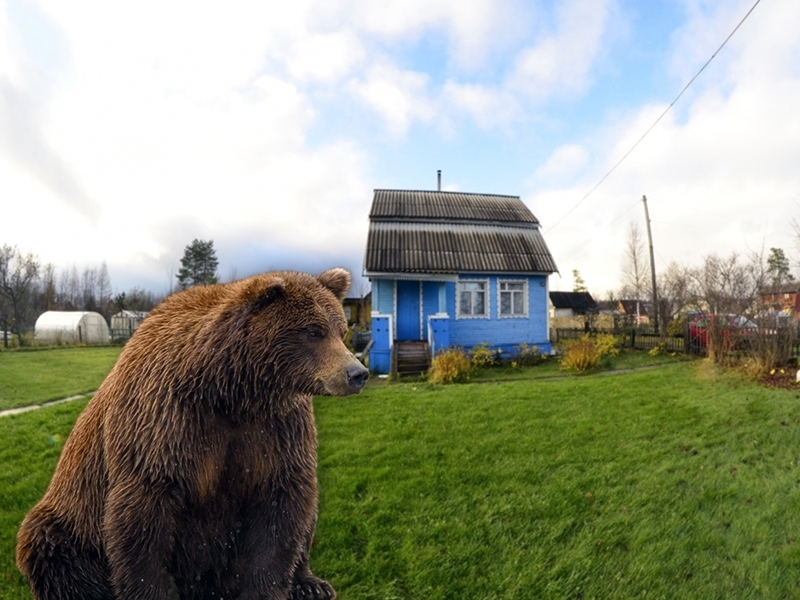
[393,340,431,377]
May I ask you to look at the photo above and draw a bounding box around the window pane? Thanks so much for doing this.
[460,291,471,315]
[474,291,485,315]
[500,292,511,315]
[513,292,524,314]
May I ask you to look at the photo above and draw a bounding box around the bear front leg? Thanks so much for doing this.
[290,513,335,600]
[17,506,113,600]
[103,479,177,599]
[237,490,325,600]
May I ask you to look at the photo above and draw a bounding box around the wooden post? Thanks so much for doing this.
[642,195,660,336]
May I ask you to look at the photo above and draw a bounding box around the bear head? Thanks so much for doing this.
[223,267,369,401]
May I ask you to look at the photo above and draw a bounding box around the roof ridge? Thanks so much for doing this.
[374,189,521,199]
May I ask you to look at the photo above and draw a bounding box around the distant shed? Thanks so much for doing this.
[35,311,110,345]
[549,291,598,318]
[110,310,149,334]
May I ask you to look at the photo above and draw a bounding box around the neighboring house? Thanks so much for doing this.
[342,292,371,328]
[618,300,650,325]
[760,282,800,317]
[549,291,601,332]
[549,291,598,318]
[363,189,558,374]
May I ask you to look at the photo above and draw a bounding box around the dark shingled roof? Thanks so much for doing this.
[549,291,598,313]
[364,190,558,275]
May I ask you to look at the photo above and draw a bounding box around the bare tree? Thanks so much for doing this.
[39,263,57,312]
[82,267,98,311]
[0,245,41,345]
[620,222,647,300]
[227,265,239,283]
[97,261,112,318]
[656,261,693,334]
[690,252,762,363]
[126,287,159,312]
[67,265,80,310]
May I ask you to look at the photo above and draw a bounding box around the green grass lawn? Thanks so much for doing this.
[3,353,800,598]
[0,347,123,411]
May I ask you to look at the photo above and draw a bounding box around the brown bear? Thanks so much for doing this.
[16,268,368,600]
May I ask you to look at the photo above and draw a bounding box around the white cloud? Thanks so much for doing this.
[509,0,615,100]
[285,30,366,83]
[441,81,519,130]
[533,144,590,183]
[349,62,434,135]
[344,0,524,70]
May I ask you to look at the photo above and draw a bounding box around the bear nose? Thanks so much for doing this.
[346,363,369,390]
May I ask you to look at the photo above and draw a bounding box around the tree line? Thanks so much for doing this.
[613,222,796,335]
[0,239,218,346]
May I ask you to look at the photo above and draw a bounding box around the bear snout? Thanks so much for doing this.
[319,359,369,396]
[346,362,369,391]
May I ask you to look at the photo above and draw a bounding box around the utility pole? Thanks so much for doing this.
[642,195,659,335]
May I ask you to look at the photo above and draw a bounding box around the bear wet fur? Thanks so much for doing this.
[16,268,369,600]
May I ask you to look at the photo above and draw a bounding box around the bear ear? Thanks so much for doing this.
[318,268,351,302]
[252,276,286,310]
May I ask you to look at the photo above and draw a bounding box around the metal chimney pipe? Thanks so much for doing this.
[437,170,441,191]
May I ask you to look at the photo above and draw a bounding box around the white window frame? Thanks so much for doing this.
[456,279,490,319]
[498,279,528,318]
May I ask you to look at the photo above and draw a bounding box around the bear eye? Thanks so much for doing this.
[306,326,324,340]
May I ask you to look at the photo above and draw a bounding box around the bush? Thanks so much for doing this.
[429,348,472,384]
[592,333,620,358]
[468,342,498,369]
[514,343,546,366]
[648,342,669,357]
[560,340,601,372]
[559,334,619,372]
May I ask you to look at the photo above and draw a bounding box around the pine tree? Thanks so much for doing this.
[177,239,219,290]
[572,269,588,292]
[766,247,794,287]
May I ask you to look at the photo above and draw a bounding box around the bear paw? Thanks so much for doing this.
[290,573,336,599]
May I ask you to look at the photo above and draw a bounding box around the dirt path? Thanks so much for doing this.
[0,393,93,418]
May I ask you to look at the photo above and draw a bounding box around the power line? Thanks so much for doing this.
[546,0,763,233]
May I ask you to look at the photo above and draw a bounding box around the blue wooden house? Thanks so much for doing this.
[363,189,558,374]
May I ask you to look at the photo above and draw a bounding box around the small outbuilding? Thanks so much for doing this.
[35,311,110,345]
[110,310,149,335]
[549,291,598,318]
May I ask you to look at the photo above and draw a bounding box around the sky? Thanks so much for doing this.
[1,0,798,299]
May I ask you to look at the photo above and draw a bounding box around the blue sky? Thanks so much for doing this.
[1,0,797,297]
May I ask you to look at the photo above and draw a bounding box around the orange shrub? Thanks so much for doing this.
[560,340,601,372]
[429,348,472,384]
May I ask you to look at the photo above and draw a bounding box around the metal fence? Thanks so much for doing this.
[552,327,685,353]
[553,324,800,358]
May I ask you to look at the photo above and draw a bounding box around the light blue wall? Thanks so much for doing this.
[446,274,551,353]
[422,281,443,339]
[369,274,552,373]
[373,279,394,315]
